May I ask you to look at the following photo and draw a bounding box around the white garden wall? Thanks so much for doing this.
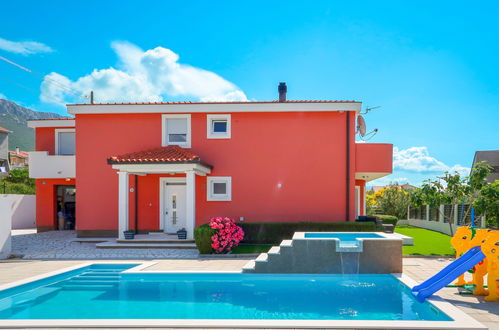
[0,195,12,259]
[10,194,36,229]
[398,219,458,236]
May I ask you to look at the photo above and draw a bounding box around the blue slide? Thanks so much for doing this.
[411,246,485,302]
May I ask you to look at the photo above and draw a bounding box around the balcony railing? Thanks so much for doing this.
[28,151,75,179]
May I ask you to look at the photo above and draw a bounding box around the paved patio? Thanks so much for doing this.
[0,257,497,329]
[11,230,199,259]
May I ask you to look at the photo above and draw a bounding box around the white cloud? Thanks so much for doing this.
[369,146,471,187]
[40,41,247,105]
[0,37,53,55]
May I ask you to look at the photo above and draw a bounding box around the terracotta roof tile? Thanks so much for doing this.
[9,150,29,158]
[107,145,211,168]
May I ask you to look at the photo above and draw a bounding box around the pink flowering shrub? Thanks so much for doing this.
[209,217,244,254]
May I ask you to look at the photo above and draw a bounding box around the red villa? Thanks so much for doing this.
[27,84,393,239]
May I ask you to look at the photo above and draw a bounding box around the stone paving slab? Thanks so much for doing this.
[11,230,199,259]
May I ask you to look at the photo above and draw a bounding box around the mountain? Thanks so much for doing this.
[0,99,65,151]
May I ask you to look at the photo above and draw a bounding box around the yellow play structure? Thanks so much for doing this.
[450,226,498,301]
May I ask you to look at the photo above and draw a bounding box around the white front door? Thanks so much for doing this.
[163,183,187,233]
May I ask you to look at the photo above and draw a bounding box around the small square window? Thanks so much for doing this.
[212,120,227,133]
[213,182,227,194]
[207,176,232,201]
[207,114,231,139]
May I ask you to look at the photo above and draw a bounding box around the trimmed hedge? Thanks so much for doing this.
[194,224,215,254]
[239,222,382,244]
[376,215,398,227]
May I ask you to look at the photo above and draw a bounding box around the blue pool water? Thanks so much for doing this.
[304,232,384,247]
[0,264,451,321]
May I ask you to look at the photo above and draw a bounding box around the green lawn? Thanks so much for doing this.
[395,225,455,256]
[231,244,272,254]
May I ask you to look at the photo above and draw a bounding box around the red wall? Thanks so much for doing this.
[74,111,357,231]
[356,143,393,173]
[35,178,76,230]
[35,127,66,155]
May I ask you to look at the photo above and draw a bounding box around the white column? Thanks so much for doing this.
[185,170,196,240]
[425,205,430,221]
[453,204,459,225]
[118,171,129,239]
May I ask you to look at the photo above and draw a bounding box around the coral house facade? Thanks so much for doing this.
[28,99,392,239]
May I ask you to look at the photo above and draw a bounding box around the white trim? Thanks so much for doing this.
[159,177,187,232]
[27,119,75,128]
[355,172,391,182]
[117,171,129,239]
[207,114,231,139]
[207,176,232,201]
[185,170,196,240]
[161,114,191,148]
[54,128,76,155]
[363,186,366,215]
[111,163,211,175]
[68,102,362,115]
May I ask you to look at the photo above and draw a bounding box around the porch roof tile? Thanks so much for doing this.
[107,145,211,167]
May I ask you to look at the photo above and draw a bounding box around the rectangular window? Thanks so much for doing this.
[55,129,76,155]
[207,114,231,139]
[162,114,191,148]
[207,176,232,201]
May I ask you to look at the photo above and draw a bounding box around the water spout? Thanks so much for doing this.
[340,252,360,274]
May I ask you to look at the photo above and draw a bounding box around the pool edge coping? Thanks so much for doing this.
[0,261,487,329]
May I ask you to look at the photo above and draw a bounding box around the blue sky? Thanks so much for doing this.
[0,0,498,186]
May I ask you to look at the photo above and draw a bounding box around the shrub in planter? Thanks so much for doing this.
[209,217,244,254]
[376,215,398,227]
[194,224,215,254]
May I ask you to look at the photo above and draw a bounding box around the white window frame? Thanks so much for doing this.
[207,114,231,139]
[54,128,76,155]
[162,114,191,148]
[207,176,232,201]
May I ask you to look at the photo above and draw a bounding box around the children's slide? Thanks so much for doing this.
[411,246,486,302]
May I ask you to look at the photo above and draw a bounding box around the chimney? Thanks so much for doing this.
[15,146,19,154]
[278,82,287,102]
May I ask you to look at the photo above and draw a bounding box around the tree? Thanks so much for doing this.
[366,183,411,219]
[410,162,495,234]
[0,168,35,194]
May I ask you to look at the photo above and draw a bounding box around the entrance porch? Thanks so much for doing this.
[107,146,212,240]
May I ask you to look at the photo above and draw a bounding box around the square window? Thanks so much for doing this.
[207,176,232,201]
[207,114,231,139]
[213,182,227,194]
[212,120,227,133]
[162,114,191,147]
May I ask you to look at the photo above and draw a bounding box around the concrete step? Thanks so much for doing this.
[280,240,293,247]
[241,260,256,272]
[116,239,195,244]
[96,242,197,249]
[255,253,268,262]
[268,246,281,255]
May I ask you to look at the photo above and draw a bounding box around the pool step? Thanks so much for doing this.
[96,242,197,249]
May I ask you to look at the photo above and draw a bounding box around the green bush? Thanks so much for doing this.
[239,222,381,244]
[376,215,398,227]
[194,224,215,254]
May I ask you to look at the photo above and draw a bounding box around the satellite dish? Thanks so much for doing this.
[357,115,366,137]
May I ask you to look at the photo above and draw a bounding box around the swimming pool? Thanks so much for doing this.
[0,263,448,321]
[304,232,384,248]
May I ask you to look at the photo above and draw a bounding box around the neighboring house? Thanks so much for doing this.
[0,126,12,175]
[369,183,417,192]
[9,147,29,169]
[27,84,393,239]
[472,150,499,183]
